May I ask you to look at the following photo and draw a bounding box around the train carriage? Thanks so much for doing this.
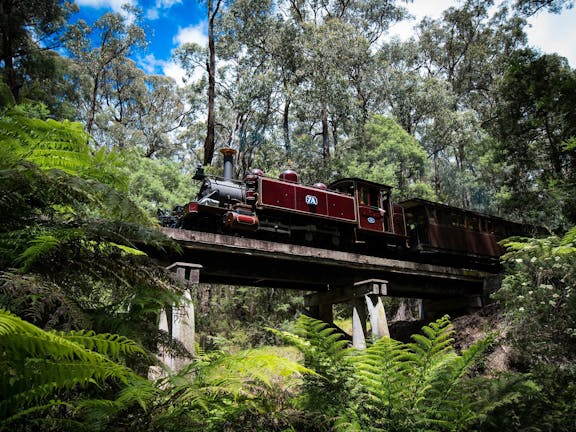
[401,198,528,268]
[167,148,531,270]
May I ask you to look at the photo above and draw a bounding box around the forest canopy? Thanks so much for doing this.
[1,0,576,430]
[1,0,574,228]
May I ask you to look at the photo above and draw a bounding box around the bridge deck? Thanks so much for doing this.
[159,228,496,299]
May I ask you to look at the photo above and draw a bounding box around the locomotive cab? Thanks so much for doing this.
[329,178,407,248]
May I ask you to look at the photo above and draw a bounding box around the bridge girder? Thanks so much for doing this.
[157,228,497,300]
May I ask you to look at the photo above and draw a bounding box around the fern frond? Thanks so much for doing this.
[199,348,312,396]
[0,109,128,190]
[0,400,75,429]
[58,330,146,360]
[269,327,316,357]
[408,315,456,370]
[293,315,351,362]
[350,337,412,422]
[0,309,146,422]
[15,234,60,272]
[155,346,313,426]
[561,226,576,246]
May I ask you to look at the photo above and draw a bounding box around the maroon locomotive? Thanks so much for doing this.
[166,148,527,269]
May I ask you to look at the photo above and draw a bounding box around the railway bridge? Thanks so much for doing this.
[155,228,501,369]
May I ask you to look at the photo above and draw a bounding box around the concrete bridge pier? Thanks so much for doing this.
[306,279,390,349]
[158,262,202,371]
[351,280,389,348]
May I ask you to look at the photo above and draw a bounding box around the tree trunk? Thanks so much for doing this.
[433,152,441,197]
[283,97,291,158]
[1,0,20,102]
[86,72,100,136]
[321,107,330,160]
[204,0,221,166]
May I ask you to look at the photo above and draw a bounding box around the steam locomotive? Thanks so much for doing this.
[161,148,527,270]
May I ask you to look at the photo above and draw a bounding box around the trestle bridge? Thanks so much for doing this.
[155,228,501,370]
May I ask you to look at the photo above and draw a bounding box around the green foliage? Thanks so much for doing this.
[1,105,128,187]
[0,309,150,430]
[0,0,75,105]
[0,106,152,229]
[468,368,576,432]
[489,51,576,228]
[274,314,491,432]
[122,153,197,215]
[148,347,312,432]
[0,107,183,366]
[342,114,430,197]
[194,285,305,352]
[493,231,576,367]
[0,80,15,108]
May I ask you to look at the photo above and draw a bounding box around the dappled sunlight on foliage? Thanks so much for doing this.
[494,232,576,366]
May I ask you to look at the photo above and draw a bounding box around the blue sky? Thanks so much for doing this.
[74,0,206,83]
[73,0,576,85]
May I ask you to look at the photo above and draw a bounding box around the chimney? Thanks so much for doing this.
[220,148,237,181]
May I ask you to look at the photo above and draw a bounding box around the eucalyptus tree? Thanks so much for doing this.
[294,19,371,162]
[91,57,194,158]
[203,0,226,165]
[513,0,574,15]
[489,51,576,227]
[64,9,146,138]
[211,0,283,175]
[174,0,236,166]
[0,0,75,103]
[384,0,528,206]
[279,0,409,163]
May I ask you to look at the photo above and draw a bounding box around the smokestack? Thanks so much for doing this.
[220,148,237,181]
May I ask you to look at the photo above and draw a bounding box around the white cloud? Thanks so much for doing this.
[155,0,183,7]
[145,8,159,20]
[139,53,163,75]
[388,0,457,40]
[164,60,206,86]
[138,54,205,87]
[526,10,576,67]
[173,22,208,47]
[75,0,136,14]
[145,0,182,21]
[387,0,576,67]
[163,61,189,85]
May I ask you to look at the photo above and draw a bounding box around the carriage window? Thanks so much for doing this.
[450,212,466,229]
[426,208,438,224]
[438,210,453,226]
[359,187,379,207]
[467,216,480,231]
[359,188,369,205]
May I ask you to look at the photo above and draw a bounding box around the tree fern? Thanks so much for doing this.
[150,347,313,432]
[0,106,127,189]
[405,315,458,405]
[0,106,191,429]
[340,337,412,431]
[0,108,149,225]
[0,309,150,429]
[280,314,491,432]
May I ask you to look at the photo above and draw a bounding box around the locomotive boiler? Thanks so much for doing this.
[166,148,528,269]
[175,148,408,252]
